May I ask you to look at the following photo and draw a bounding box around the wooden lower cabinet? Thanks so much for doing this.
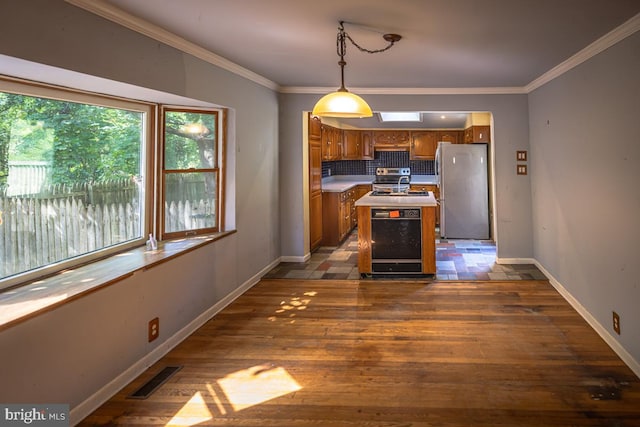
[352,184,372,228]
[322,185,372,247]
[421,206,436,274]
[357,205,436,275]
[309,191,323,249]
[357,207,372,273]
[341,190,353,242]
[322,190,351,246]
[410,184,440,226]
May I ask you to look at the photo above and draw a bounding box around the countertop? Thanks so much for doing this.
[322,175,438,192]
[355,191,438,207]
[321,175,373,192]
[410,175,438,185]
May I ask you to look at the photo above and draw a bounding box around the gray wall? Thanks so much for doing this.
[529,32,640,363]
[0,0,280,419]
[279,93,533,260]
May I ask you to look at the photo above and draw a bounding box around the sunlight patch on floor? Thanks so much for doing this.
[217,364,302,412]
[165,364,302,426]
[166,392,212,426]
[268,290,317,323]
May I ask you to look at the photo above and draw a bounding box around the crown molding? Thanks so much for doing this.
[65,0,280,92]
[526,12,640,93]
[280,86,527,95]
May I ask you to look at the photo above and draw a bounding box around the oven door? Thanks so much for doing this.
[370,208,422,274]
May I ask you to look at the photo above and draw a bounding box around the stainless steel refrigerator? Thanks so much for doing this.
[436,142,489,239]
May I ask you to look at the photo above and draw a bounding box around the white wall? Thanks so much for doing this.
[0,0,280,421]
[279,93,533,261]
[529,32,640,366]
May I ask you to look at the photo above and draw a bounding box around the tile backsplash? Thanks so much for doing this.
[322,151,434,177]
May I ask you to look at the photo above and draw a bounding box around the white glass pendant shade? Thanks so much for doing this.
[312,90,373,118]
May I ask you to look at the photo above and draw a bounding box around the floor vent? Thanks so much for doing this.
[127,365,182,399]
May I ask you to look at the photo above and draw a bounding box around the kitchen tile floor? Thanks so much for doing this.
[263,229,547,281]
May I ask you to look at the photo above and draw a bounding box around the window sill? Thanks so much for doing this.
[0,230,236,332]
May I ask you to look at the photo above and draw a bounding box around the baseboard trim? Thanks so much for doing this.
[280,253,310,263]
[495,257,536,264]
[534,261,640,379]
[69,258,280,425]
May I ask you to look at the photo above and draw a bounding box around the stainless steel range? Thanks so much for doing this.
[372,167,411,193]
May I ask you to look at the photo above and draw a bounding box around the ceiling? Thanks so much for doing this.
[73,0,640,127]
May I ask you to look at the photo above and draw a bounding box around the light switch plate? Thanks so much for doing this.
[517,165,527,175]
[517,150,527,161]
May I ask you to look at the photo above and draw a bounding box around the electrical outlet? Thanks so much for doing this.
[148,317,160,342]
[612,311,620,335]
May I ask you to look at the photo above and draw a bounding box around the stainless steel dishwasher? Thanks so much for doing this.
[370,207,422,274]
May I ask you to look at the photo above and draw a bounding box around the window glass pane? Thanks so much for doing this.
[164,172,217,232]
[164,111,217,170]
[0,91,144,281]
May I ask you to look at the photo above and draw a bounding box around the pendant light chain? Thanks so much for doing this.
[336,22,347,91]
[338,21,400,55]
[312,21,400,117]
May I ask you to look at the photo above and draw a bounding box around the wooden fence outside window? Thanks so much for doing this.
[0,176,214,280]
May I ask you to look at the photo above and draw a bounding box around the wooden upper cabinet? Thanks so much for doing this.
[472,125,490,143]
[309,142,322,193]
[436,130,462,144]
[321,125,331,159]
[464,125,490,143]
[361,131,374,159]
[342,130,362,160]
[321,124,342,160]
[309,114,322,139]
[410,131,438,160]
[373,130,411,151]
[464,127,473,143]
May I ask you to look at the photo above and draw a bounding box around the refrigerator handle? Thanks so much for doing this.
[439,198,445,238]
[435,145,441,185]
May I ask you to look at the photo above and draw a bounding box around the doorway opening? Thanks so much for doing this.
[306,110,496,261]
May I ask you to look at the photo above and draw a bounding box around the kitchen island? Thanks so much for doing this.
[355,191,438,277]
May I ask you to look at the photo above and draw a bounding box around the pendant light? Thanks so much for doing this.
[312,21,401,118]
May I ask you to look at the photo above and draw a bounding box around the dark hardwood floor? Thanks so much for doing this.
[80,279,640,426]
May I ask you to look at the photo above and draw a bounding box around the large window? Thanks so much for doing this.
[0,79,152,289]
[161,107,222,238]
[0,79,226,291]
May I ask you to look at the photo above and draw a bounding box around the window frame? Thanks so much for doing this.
[159,106,226,240]
[0,76,155,291]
